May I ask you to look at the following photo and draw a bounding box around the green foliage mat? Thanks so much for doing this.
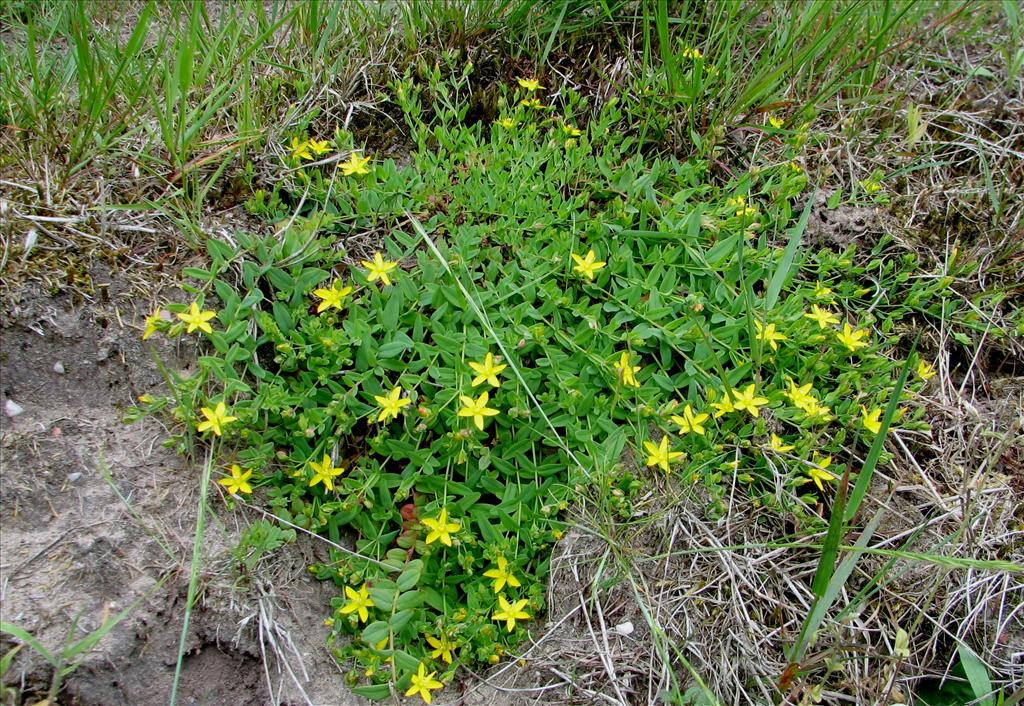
[135,65,951,700]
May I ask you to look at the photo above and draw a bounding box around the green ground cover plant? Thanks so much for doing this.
[3,1,1020,704]
[131,65,982,701]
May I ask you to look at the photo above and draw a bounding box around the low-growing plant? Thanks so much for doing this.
[136,66,961,700]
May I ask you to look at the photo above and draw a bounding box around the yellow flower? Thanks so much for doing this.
[670,404,709,436]
[837,323,869,352]
[732,384,769,417]
[859,178,883,194]
[483,555,522,593]
[614,351,640,388]
[726,195,758,217]
[426,633,456,664]
[785,379,818,413]
[197,401,236,436]
[754,321,787,351]
[571,249,606,280]
[340,584,375,623]
[562,124,582,137]
[469,352,507,388]
[289,136,313,161]
[520,97,543,109]
[361,252,398,285]
[492,594,531,632]
[405,662,444,704]
[218,464,253,495]
[804,455,835,491]
[422,507,461,546]
[498,117,516,128]
[643,435,684,473]
[313,280,353,313]
[374,386,411,423]
[308,454,344,491]
[803,400,833,423]
[177,302,216,334]
[517,77,542,92]
[814,282,834,301]
[457,391,499,431]
[307,138,332,156]
[803,304,839,329]
[767,114,784,129]
[142,309,163,340]
[769,434,794,453]
[916,360,937,381]
[709,389,736,418]
[339,152,371,176]
[861,405,882,434]
[680,46,702,59]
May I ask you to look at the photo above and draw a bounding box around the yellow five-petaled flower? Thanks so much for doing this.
[483,555,522,594]
[307,138,332,156]
[218,464,253,495]
[709,389,736,418]
[643,435,684,473]
[405,662,444,704]
[754,321,787,351]
[804,454,835,491]
[422,507,461,547]
[571,249,606,281]
[426,633,456,664]
[517,77,542,92]
[374,386,412,423]
[469,352,507,388]
[731,384,769,417]
[289,136,313,161]
[769,434,795,453]
[313,280,354,313]
[340,583,375,623]
[142,309,163,340]
[177,302,217,334]
[861,405,883,434]
[340,152,371,176]
[492,594,531,633]
[197,401,236,436]
[309,454,345,491]
[785,379,818,414]
[457,391,499,431]
[614,351,641,388]
[804,304,839,329]
[361,252,398,285]
[837,323,869,352]
[670,404,709,436]
[916,360,936,381]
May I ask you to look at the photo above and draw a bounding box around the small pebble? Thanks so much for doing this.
[53,361,66,374]
[67,472,82,483]
[4,399,24,417]
[614,621,634,636]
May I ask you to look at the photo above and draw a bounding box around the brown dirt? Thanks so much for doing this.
[0,276,365,706]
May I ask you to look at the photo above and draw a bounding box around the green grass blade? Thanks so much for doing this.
[844,334,918,522]
[764,191,814,310]
[958,642,995,706]
[0,622,56,667]
[168,443,215,706]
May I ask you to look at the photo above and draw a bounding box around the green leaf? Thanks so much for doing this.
[361,621,389,647]
[396,561,422,592]
[957,643,994,706]
[352,684,391,699]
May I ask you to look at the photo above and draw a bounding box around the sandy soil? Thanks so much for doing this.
[0,276,366,706]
